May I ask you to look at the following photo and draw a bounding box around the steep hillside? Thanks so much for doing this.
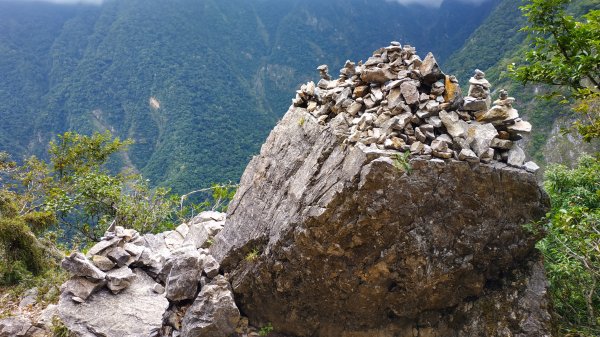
[0,0,501,192]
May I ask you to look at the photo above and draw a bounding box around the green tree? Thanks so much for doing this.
[44,131,187,241]
[0,131,177,282]
[510,0,600,141]
[0,153,58,284]
[541,156,600,335]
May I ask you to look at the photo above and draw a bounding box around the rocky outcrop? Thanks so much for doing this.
[211,43,552,337]
[58,268,169,337]
[56,212,235,337]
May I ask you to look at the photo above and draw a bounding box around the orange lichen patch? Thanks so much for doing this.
[149,97,160,110]
[443,75,459,103]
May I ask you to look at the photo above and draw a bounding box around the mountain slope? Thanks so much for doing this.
[0,0,501,192]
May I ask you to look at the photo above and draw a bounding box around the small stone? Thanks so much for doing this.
[152,283,165,294]
[347,102,362,116]
[62,252,106,281]
[462,96,488,111]
[202,254,221,279]
[107,247,132,267]
[410,141,424,154]
[419,52,443,85]
[353,86,369,98]
[86,237,121,257]
[361,67,396,83]
[524,161,540,173]
[427,116,442,128]
[71,296,85,303]
[467,123,498,157]
[106,266,136,294]
[490,138,513,150]
[436,134,453,145]
[61,277,106,301]
[400,81,419,105]
[507,120,532,134]
[181,276,240,337]
[123,242,145,260]
[498,131,511,140]
[507,144,526,167]
[458,149,479,162]
[384,137,405,150]
[415,127,427,143]
[480,148,495,163]
[18,288,38,310]
[430,139,448,152]
[92,255,116,271]
[307,101,318,112]
[432,150,453,159]
[439,110,467,138]
[191,211,226,223]
[163,246,202,301]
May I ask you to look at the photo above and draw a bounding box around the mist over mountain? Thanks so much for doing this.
[0,0,501,192]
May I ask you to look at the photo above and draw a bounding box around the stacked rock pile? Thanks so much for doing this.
[58,211,245,337]
[292,42,538,172]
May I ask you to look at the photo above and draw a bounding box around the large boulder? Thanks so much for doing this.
[211,106,551,337]
[58,268,169,337]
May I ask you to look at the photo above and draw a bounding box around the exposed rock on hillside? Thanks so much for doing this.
[56,212,235,337]
[211,43,552,336]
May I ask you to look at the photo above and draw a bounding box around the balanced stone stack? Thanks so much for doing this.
[292,42,538,172]
[57,211,242,337]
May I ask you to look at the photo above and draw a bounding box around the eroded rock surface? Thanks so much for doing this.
[58,269,169,337]
[211,102,551,336]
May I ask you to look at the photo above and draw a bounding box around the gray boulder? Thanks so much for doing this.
[211,106,550,337]
[162,246,202,301]
[58,269,168,337]
[180,275,240,337]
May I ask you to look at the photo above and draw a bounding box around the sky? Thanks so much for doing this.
[3,0,493,5]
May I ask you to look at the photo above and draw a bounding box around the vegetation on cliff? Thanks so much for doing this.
[511,0,599,334]
[0,131,234,315]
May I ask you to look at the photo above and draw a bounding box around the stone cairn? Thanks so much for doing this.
[292,42,538,172]
[57,211,252,337]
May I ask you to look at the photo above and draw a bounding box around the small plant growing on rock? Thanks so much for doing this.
[259,322,274,336]
[392,151,412,175]
[245,247,260,261]
[52,316,71,337]
[298,116,306,126]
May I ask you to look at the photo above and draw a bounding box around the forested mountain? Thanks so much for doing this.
[0,0,502,192]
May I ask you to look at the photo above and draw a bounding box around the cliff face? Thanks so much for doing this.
[211,44,552,336]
